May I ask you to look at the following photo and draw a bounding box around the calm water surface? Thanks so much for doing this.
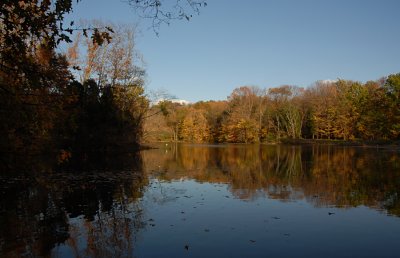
[1,144,400,257]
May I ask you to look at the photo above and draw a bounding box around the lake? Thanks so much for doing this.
[1,144,400,257]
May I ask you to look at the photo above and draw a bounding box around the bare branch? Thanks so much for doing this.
[124,0,206,34]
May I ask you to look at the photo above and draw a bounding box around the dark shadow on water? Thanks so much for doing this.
[0,151,147,257]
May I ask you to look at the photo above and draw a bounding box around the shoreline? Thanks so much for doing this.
[141,139,400,150]
[280,138,400,148]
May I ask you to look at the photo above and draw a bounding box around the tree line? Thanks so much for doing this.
[144,74,400,143]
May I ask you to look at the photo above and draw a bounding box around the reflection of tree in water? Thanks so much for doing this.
[0,175,69,257]
[142,144,400,216]
[0,152,147,257]
[60,172,146,258]
[302,146,400,215]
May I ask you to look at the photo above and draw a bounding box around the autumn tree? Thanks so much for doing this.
[219,86,262,143]
[266,85,305,139]
[333,80,366,140]
[161,101,188,141]
[356,80,391,139]
[142,73,400,144]
[67,21,145,87]
[180,108,210,143]
[0,43,74,153]
[142,105,172,142]
[305,81,339,139]
[192,100,228,142]
[384,73,400,139]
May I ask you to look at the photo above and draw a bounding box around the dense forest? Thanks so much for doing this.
[144,74,400,143]
[0,1,153,165]
[0,22,147,162]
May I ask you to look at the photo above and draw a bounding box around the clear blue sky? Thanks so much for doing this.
[68,0,400,102]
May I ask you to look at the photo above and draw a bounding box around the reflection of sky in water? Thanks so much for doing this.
[52,216,87,257]
[133,179,400,258]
